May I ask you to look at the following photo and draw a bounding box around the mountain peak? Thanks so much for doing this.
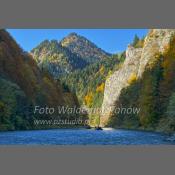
[68,32,79,37]
[60,33,111,63]
[31,32,111,77]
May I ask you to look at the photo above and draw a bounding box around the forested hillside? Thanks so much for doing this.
[60,53,125,107]
[31,33,111,78]
[60,32,111,63]
[101,29,175,133]
[0,29,81,131]
[3,29,174,133]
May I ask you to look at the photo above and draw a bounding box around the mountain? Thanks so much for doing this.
[59,53,124,126]
[31,40,88,77]
[60,53,124,105]
[31,33,111,78]
[60,32,111,63]
[0,29,81,131]
[101,29,175,133]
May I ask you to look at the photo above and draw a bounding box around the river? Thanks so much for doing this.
[0,128,174,145]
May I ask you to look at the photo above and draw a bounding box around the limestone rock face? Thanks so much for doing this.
[137,29,175,77]
[100,45,142,126]
[101,29,175,126]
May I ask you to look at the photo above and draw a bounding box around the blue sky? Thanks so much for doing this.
[7,29,148,53]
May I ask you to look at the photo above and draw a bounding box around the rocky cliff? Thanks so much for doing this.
[101,29,175,127]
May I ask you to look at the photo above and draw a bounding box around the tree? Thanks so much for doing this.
[131,35,144,48]
[84,92,93,107]
[127,73,137,84]
[132,35,140,47]
[167,92,175,118]
[96,82,105,93]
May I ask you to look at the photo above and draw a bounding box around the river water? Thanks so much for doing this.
[0,128,174,145]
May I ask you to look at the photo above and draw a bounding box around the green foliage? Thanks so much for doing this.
[132,35,140,47]
[5,29,175,133]
[0,77,34,130]
[131,35,145,48]
[60,54,124,108]
[0,30,83,131]
[139,56,163,128]
[111,37,175,132]
[108,80,140,129]
[167,92,175,118]
[111,54,164,130]
[158,92,175,133]
[31,40,88,76]
[32,33,111,78]
[60,32,111,63]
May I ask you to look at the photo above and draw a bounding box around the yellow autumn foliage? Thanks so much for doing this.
[99,66,104,74]
[84,92,93,106]
[106,70,113,79]
[96,82,105,93]
[127,73,137,84]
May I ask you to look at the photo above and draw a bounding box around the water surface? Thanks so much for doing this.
[0,128,174,145]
